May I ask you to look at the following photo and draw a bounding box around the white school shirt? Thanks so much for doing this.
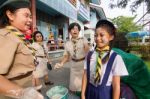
[84,50,128,86]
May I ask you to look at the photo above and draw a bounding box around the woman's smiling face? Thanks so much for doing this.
[7,8,32,32]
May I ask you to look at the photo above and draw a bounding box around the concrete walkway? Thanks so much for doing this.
[41,57,80,99]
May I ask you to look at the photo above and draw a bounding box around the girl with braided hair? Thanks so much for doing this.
[81,20,128,99]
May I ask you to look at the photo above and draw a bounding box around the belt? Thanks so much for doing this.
[72,57,85,62]
[37,56,46,58]
[9,71,32,80]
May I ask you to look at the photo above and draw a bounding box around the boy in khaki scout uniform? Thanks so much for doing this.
[55,22,89,96]
[0,0,43,99]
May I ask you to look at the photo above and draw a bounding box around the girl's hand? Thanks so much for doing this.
[81,94,85,99]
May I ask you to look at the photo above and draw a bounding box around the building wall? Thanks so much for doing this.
[36,9,68,41]
[90,10,99,29]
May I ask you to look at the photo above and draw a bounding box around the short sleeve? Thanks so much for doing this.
[112,54,128,76]
[83,37,88,44]
[43,42,49,53]
[0,36,18,74]
[63,42,69,56]
[84,56,87,69]
[31,42,37,49]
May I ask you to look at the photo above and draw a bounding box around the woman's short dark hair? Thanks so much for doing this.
[0,0,30,28]
[32,31,44,42]
[68,22,81,32]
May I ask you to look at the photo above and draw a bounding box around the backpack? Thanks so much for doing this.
[86,51,137,99]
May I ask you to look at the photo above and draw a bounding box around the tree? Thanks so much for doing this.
[111,16,142,51]
[109,0,150,13]
[111,16,142,33]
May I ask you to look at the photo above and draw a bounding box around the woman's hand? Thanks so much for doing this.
[20,87,44,99]
[48,59,51,64]
[54,63,63,69]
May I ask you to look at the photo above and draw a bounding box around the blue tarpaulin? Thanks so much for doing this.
[126,31,150,38]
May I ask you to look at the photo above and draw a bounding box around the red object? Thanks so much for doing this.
[25,30,32,40]
[25,34,31,40]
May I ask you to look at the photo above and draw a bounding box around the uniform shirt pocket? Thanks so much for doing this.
[21,47,32,55]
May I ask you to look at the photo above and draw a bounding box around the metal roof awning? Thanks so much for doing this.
[90,0,101,5]
[90,3,106,19]
[38,0,77,20]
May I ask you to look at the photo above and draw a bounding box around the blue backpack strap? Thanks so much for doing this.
[86,51,94,82]
[101,52,117,85]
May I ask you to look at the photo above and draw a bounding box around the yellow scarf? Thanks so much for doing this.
[94,46,110,84]
[6,26,36,55]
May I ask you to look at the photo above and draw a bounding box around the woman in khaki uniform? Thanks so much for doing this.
[55,23,89,95]
[32,31,53,90]
[0,0,43,99]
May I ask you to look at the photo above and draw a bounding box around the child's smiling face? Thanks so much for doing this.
[95,27,114,49]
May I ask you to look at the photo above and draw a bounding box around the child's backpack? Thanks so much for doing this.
[86,50,137,99]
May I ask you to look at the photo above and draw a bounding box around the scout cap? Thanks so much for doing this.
[0,0,30,9]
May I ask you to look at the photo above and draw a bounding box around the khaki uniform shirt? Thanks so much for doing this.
[64,37,88,59]
[32,42,48,78]
[0,28,35,98]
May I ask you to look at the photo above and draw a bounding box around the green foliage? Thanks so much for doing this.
[139,45,150,60]
[129,45,150,60]
[144,61,150,70]
[129,45,141,51]
[144,60,150,71]
[111,16,142,33]
[113,32,129,51]
[111,16,143,53]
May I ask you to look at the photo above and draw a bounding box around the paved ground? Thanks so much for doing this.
[41,57,80,99]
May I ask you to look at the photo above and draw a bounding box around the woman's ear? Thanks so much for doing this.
[6,10,14,21]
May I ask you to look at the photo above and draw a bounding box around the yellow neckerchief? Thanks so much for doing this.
[6,26,36,55]
[96,46,110,52]
[94,46,110,84]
